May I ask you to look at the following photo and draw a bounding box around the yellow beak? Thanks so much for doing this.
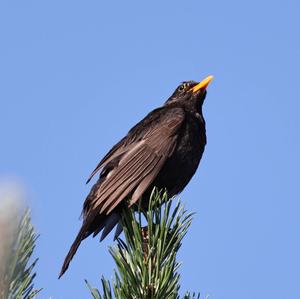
[190,75,214,93]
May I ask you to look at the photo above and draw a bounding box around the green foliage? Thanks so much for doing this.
[86,189,202,299]
[182,292,203,299]
[0,190,206,299]
[1,209,41,299]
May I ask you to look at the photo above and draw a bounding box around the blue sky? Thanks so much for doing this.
[1,0,299,298]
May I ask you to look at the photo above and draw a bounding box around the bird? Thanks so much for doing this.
[59,75,213,278]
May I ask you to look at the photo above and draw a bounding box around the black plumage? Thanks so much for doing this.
[59,75,213,277]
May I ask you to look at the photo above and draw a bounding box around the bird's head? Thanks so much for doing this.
[165,75,214,109]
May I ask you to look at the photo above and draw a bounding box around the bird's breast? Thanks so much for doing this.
[150,115,206,197]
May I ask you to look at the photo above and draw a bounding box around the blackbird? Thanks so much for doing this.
[59,75,213,277]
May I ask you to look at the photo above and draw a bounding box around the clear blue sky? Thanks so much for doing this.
[1,1,299,298]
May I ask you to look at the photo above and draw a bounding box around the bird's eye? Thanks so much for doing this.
[178,84,186,91]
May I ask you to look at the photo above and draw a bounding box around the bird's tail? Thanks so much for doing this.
[59,225,88,278]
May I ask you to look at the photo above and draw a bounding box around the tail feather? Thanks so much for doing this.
[59,212,120,278]
[100,212,120,241]
[59,225,87,278]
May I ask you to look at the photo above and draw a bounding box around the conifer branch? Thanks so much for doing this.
[0,209,41,299]
[86,189,202,299]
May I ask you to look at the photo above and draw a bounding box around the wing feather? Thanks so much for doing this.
[95,143,146,199]
[104,154,162,214]
[99,151,157,213]
[129,137,177,206]
[86,107,166,184]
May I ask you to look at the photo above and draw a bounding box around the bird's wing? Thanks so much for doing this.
[85,107,185,216]
[86,136,129,184]
[86,108,165,184]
